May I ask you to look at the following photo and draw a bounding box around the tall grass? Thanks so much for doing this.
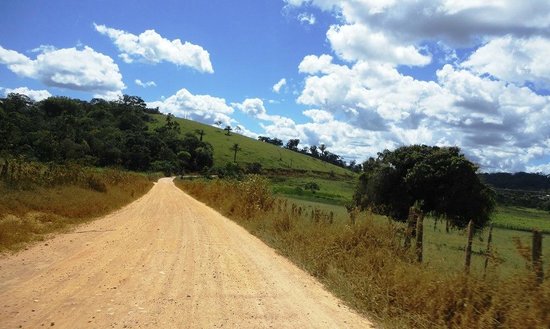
[0,159,154,251]
[176,176,550,329]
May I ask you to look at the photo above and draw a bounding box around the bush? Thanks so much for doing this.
[87,175,107,193]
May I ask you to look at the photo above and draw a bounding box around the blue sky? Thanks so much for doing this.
[1,1,550,173]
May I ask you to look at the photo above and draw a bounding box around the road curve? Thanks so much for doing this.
[0,178,375,328]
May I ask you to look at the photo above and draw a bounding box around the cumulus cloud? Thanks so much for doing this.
[0,45,125,98]
[287,0,550,70]
[462,35,550,89]
[148,88,234,126]
[2,86,52,101]
[291,0,550,45]
[272,78,287,93]
[292,53,550,171]
[135,79,157,88]
[94,23,214,73]
[234,98,267,118]
[327,23,431,65]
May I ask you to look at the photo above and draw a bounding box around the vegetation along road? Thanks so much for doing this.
[0,178,374,328]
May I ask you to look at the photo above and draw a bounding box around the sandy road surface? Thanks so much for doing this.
[0,178,374,328]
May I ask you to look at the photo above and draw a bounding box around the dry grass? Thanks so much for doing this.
[176,176,550,329]
[0,161,154,252]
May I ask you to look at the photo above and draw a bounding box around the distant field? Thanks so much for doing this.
[270,175,357,205]
[492,206,550,233]
[150,114,353,175]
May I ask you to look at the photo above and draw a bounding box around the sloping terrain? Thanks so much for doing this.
[150,114,353,176]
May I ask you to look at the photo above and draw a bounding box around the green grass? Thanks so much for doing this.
[492,205,550,233]
[150,114,354,175]
[270,175,357,205]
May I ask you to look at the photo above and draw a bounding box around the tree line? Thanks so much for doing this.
[0,93,214,175]
[256,136,362,172]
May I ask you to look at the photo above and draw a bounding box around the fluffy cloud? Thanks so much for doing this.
[135,79,157,88]
[292,53,550,171]
[0,45,125,98]
[148,88,233,126]
[327,24,431,65]
[272,78,287,93]
[234,98,267,117]
[2,86,51,101]
[291,0,550,44]
[287,0,550,70]
[463,36,550,89]
[94,24,213,73]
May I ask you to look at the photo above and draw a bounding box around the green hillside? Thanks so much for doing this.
[151,114,353,176]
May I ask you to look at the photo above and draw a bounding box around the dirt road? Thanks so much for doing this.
[0,178,374,328]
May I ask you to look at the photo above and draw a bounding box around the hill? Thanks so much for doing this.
[150,114,354,177]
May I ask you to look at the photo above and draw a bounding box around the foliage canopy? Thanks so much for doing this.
[353,145,495,228]
[0,93,214,175]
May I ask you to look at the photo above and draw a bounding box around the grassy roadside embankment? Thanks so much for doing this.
[176,176,550,329]
[0,160,155,252]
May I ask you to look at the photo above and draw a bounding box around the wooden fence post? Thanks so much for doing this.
[533,230,544,284]
[404,206,416,249]
[483,224,493,278]
[415,211,424,263]
[464,220,474,274]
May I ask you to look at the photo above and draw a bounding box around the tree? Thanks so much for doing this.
[353,145,495,229]
[285,139,300,151]
[194,145,214,171]
[230,143,241,162]
[318,144,327,158]
[195,129,205,141]
[224,126,232,136]
[304,182,320,194]
[309,145,319,158]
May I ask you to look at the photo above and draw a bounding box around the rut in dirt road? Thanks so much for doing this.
[0,178,375,328]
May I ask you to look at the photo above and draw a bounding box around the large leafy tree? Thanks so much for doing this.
[354,145,495,228]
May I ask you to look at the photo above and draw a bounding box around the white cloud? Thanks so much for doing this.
[234,98,267,117]
[298,12,316,25]
[135,79,157,88]
[293,51,550,171]
[94,23,214,73]
[148,88,234,126]
[293,0,550,45]
[463,35,550,89]
[298,54,335,74]
[302,109,334,123]
[2,86,51,101]
[0,45,125,97]
[327,23,431,66]
[272,78,287,93]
